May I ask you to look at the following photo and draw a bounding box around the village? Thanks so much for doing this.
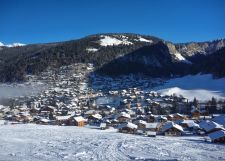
[0,63,225,144]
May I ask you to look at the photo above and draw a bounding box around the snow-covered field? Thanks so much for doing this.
[0,123,225,161]
[154,74,225,101]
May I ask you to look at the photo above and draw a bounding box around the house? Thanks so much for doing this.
[173,113,186,121]
[100,123,107,130]
[74,116,86,127]
[118,122,138,134]
[146,114,155,123]
[146,131,157,137]
[117,112,131,123]
[56,115,72,125]
[177,120,200,130]
[156,115,167,123]
[161,122,184,136]
[199,120,224,134]
[88,113,102,124]
[167,114,174,121]
[208,130,225,143]
[191,108,201,119]
[135,120,147,129]
[145,123,161,132]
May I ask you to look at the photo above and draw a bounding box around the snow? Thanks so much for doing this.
[174,52,191,64]
[86,48,98,52]
[137,36,153,43]
[99,36,133,46]
[0,124,224,161]
[162,122,184,132]
[199,120,224,132]
[0,42,26,47]
[121,122,138,129]
[154,74,225,101]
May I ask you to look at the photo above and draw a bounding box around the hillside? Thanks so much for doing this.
[0,123,225,161]
[0,33,224,82]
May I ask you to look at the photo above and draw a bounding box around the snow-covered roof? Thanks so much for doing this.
[212,115,225,127]
[119,122,138,129]
[208,130,225,140]
[117,112,131,119]
[199,120,224,132]
[136,120,147,125]
[91,114,102,120]
[145,123,160,129]
[56,115,72,121]
[74,116,85,122]
[161,122,184,132]
[180,120,199,128]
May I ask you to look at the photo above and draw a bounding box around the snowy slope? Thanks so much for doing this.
[0,124,224,161]
[154,74,225,101]
[99,35,133,46]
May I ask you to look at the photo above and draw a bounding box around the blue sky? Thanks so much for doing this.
[0,0,225,44]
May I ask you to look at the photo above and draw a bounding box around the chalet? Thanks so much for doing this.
[199,120,225,134]
[173,113,186,121]
[118,122,138,134]
[73,116,85,127]
[145,123,161,132]
[156,115,167,123]
[88,113,102,124]
[161,122,184,136]
[208,130,225,143]
[146,114,155,123]
[191,107,201,119]
[56,115,72,126]
[100,123,107,130]
[177,120,200,130]
[167,114,174,121]
[146,131,157,137]
[135,120,147,129]
[117,112,131,123]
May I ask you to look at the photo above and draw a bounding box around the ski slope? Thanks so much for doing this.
[154,74,225,101]
[0,123,225,161]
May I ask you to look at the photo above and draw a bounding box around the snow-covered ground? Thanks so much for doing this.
[0,123,225,161]
[154,74,225,101]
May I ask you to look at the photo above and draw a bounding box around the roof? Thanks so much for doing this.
[119,122,137,129]
[212,115,225,127]
[179,120,199,128]
[146,123,160,129]
[208,130,225,140]
[136,120,147,125]
[56,115,72,121]
[117,112,131,119]
[161,122,184,132]
[91,114,102,120]
[199,120,224,132]
[74,116,85,122]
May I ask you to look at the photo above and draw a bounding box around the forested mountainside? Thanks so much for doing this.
[0,33,224,82]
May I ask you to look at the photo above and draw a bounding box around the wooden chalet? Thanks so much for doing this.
[161,122,184,136]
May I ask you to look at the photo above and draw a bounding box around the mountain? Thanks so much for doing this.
[0,33,224,82]
[0,42,26,48]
